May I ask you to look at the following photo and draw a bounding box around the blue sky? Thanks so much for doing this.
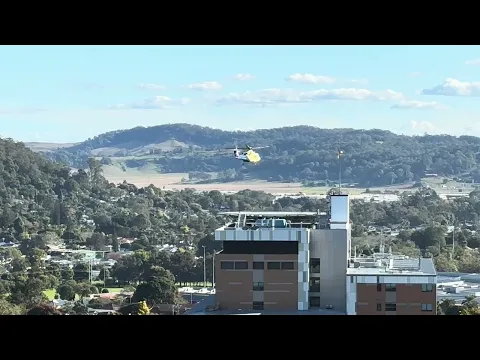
[1,45,480,143]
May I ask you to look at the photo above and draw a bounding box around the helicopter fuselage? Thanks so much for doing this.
[234,149,260,163]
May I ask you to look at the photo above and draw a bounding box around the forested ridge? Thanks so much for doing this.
[42,124,480,187]
[2,135,480,315]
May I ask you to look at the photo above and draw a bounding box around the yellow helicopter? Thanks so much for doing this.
[226,144,269,165]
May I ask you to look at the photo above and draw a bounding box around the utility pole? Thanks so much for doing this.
[103,266,106,288]
[202,245,206,288]
[451,225,455,261]
[89,260,93,284]
[212,251,216,289]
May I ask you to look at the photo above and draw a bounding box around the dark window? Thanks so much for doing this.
[267,261,281,270]
[252,261,264,270]
[350,276,354,283]
[385,303,396,311]
[309,278,320,292]
[309,296,321,308]
[385,284,396,292]
[310,258,320,273]
[377,283,382,292]
[223,241,298,255]
[234,261,248,270]
[281,261,294,270]
[421,303,433,312]
[220,261,234,270]
[376,303,382,311]
[422,284,434,292]
[253,282,264,291]
[252,301,264,310]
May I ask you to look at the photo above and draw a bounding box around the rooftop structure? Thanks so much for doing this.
[347,253,437,277]
[206,194,437,315]
[217,211,326,230]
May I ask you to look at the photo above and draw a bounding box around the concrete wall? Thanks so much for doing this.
[297,230,309,310]
[310,229,350,312]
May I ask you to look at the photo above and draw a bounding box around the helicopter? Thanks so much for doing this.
[226,144,269,165]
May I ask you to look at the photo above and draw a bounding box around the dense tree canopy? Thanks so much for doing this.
[40,123,480,186]
[2,134,480,315]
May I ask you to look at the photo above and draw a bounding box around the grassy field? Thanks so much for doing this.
[100,163,475,195]
[43,287,125,301]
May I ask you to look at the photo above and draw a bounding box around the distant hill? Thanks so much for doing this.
[37,123,480,187]
[25,142,78,153]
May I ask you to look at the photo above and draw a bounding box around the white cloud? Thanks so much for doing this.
[391,100,447,110]
[348,78,369,85]
[410,120,439,134]
[187,81,222,91]
[466,59,480,66]
[422,78,480,97]
[409,72,422,78]
[286,73,336,84]
[108,96,189,110]
[233,73,255,81]
[138,83,166,91]
[214,87,405,106]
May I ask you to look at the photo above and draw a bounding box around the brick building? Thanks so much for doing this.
[212,194,437,315]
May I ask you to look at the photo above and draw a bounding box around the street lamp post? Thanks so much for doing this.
[202,245,206,288]
[212,251,216,289]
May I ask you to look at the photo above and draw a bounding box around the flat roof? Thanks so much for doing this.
[186,309,345,315]
[347,258,437,277]
[218,211,320,217]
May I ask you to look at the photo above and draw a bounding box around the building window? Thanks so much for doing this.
[377,303,382,311]
[309,278,320,293]
[377,283,382,292]
[422,284,434,292]
[310,258,320,273]
[350,276,354,283]
[253,282,264,291]
[281,261,294,270]
[234,261,248,270]
[252,261,264,270]
[252,301,264,310]
[220,261,234,270]
[309,296,321,308]
[421,303,433,312]
[267,261,281,270]
[385,284,396,292]
[385,303,396,312]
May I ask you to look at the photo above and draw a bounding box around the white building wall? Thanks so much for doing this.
[215,229,308,242]
[346,276,357,315]
[354,275,437,284]
[297,230,310,311]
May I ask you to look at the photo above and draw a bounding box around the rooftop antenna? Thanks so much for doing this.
[379,238,385,254]
[337,150,344,194]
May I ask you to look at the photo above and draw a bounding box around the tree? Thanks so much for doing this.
[132,268,177,305]
[460,295,480,315]
[26,303,62,315]
[117,300,151,315]
[57,280,77,301]
[9,278,48,308]
[112,232,119,252]
[0,298,24,315]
